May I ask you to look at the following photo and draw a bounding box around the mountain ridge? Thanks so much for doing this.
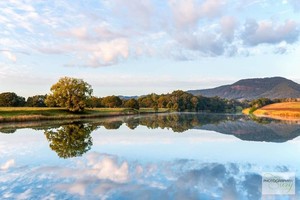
[188,77,300,100]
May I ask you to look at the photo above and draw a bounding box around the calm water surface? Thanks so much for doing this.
[1,113,300,199]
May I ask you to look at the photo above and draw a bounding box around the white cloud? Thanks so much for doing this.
[110,0,155,29]
[2,51,17,62]
[176,31,225,56]
[16,189,32,200]
[168,0,201,28]
[0,159,15,170]
[68,27,88,40]
[242,19,300,46]
[56,182,86,196]
[41,153,131,197]
[168,0,225,29]
[86,153,129,183]
[88,38,129,66]
[0,1,38,33]
[0,0,299,68]
[220,16,237,42]
[200,0,226,18]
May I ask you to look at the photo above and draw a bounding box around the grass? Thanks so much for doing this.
[252,102,300,120]
[0,107,170,123]
[0,107,69,117]
[139,108,170,113]
[242,108,251,115]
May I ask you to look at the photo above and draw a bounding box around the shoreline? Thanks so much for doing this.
[0,107,170,123]
[242,102,300,122]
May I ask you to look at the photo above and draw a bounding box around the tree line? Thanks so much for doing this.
[0,90,246,113]
[0,92,46,107]
[1,77,297,113]
[86,90,248,113]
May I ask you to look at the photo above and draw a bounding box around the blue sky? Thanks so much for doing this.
[0,0,300,97]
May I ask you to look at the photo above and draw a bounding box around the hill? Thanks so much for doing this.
[188,77,300,100]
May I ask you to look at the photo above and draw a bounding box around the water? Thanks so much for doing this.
[1,113,300,199]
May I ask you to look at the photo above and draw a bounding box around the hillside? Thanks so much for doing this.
[188,77,300,100]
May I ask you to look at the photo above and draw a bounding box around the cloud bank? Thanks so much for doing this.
[0,0,299,67]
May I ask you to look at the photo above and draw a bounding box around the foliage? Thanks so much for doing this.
[123,98,139,109]
[44,123,95,158]
[136,90,246,113]
[248,98,276,113]
[45,77,93,112]
[26,95,47,107]
[0,92,25,107]
[102,121,123,129]
[86,96,103,108]
[101,95,122,108]
[0,128,17,134]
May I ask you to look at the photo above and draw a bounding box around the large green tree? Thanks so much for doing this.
[0,92,25,107]
[124,98,139,110]
[26,95,47,107]
[45,77,93,112]
[44,123,94,158]
[101,95,122,108]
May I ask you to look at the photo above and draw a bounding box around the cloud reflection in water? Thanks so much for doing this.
[1,152,298,199]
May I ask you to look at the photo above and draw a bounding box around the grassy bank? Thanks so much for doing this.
[244,102,300,120]
[0,107,169,123]
[242,108,251,115]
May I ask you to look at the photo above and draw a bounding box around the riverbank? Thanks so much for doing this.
[243,102,300,121]
[0,107,170,123]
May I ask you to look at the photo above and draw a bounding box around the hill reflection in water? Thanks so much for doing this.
[1,113,300,145]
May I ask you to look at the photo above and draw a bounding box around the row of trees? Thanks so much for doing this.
[0,92,46,107]
[2,77,297,113]
[86,90,246,113]
[0,90,245,113]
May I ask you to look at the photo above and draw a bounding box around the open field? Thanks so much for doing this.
[242,108,251,115]
[252,102,300,120]
[0,107,169,123]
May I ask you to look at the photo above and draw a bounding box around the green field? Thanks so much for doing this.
[252,102,300,120]
[0,107,169,122]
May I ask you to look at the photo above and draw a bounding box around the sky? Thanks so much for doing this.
[0,0,300,98]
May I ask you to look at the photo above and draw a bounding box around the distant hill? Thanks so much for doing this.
[188,77,300,100]
[118,95,139,100]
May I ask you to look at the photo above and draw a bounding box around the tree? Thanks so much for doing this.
[86,96,103,108]
[45,77,93,112]
[102,121,123,129]
[249,98,273,113]
[0,92,25,107]
[26,95,46,107]
[124,98,139,109]
[101,96,122,108]
[44,123,94,158]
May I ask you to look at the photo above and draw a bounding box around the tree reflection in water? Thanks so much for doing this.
[2,113,300,159]
[44,123,96,159]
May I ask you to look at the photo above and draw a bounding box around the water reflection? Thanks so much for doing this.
[1,113,300,143]
[1,152,299,199]
[90,113,300,142]
[1,114,300,199]
[1,113,300,160]
[44,123,95,158]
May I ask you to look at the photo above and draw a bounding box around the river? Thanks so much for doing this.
[0,113,299,199]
